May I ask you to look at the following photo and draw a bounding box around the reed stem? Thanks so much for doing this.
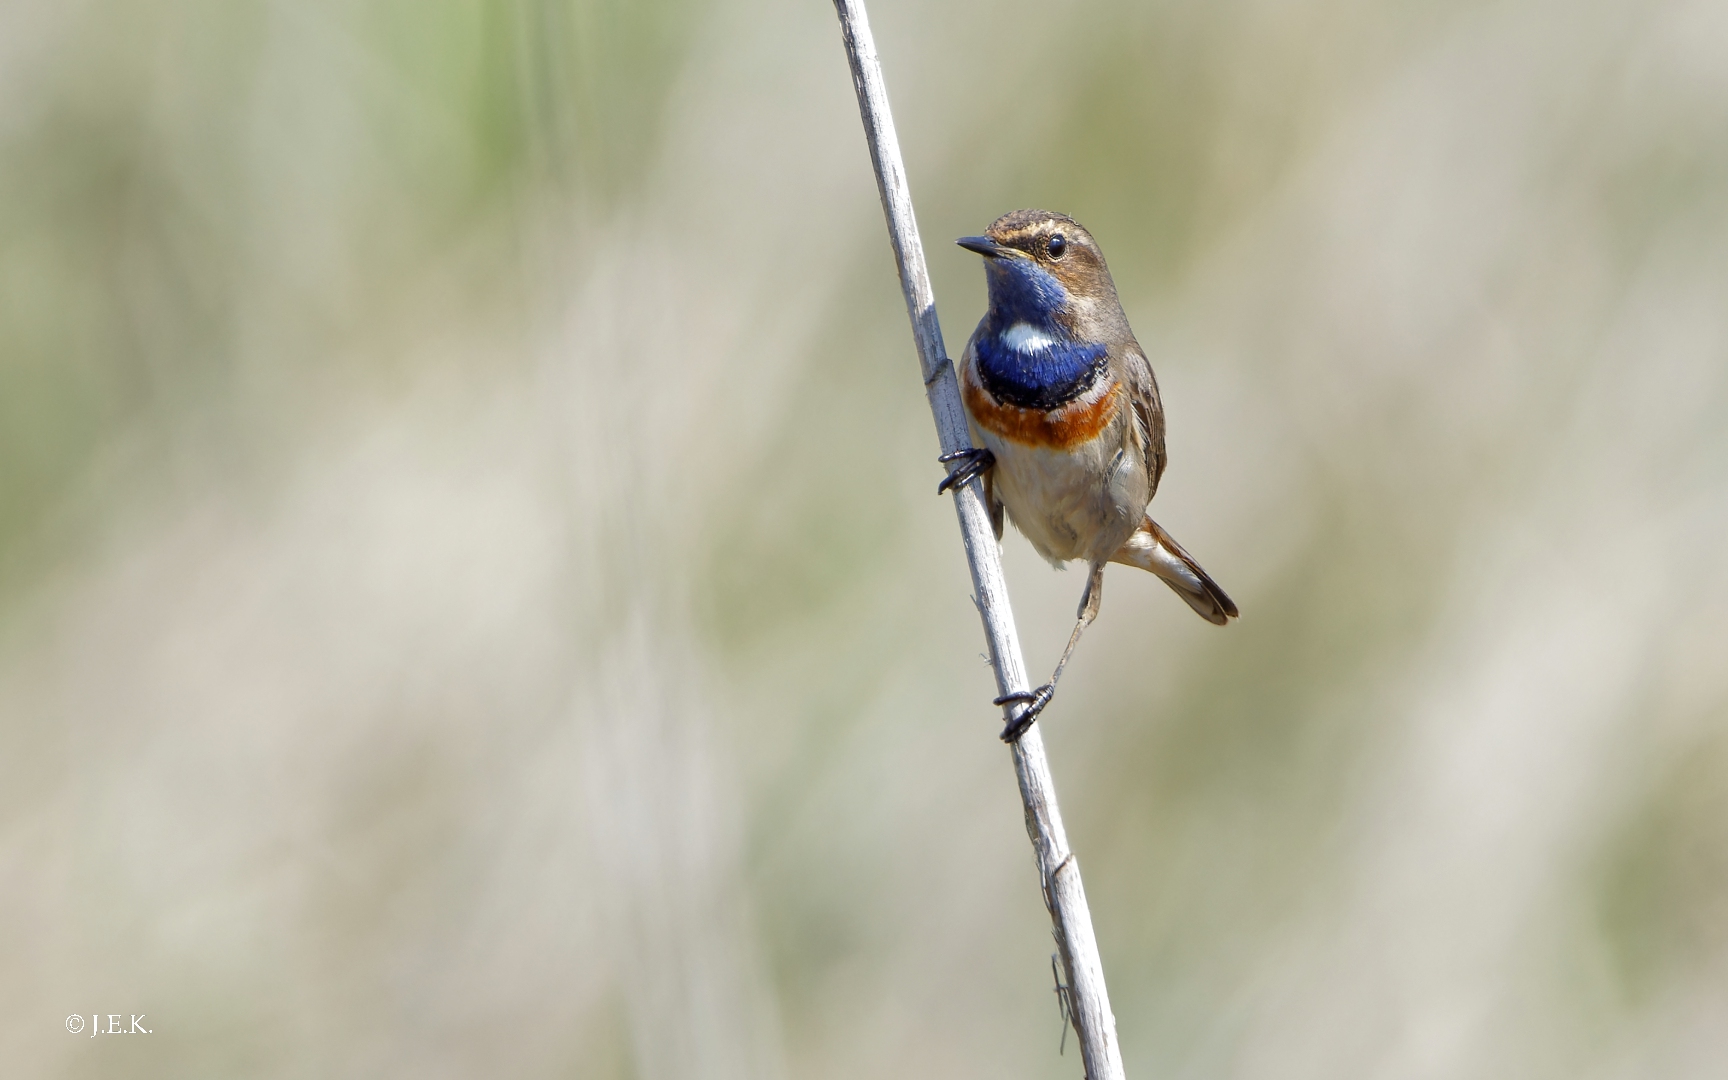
[830,4,1126,1076]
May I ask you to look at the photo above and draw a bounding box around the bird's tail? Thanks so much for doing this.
[1110,516,1239,626]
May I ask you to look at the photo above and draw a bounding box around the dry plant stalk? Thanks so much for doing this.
[830,2,1126,1077]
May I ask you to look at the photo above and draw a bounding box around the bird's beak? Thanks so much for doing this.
[956,235,1005,258]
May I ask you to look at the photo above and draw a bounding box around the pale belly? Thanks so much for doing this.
[971,420,1147,567]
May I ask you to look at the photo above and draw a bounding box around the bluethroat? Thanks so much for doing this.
[941,209,1238,741]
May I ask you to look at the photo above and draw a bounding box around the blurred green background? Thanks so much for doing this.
[3,0,1727,1077]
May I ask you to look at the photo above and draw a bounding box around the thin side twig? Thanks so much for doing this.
[830,4,1125,1077]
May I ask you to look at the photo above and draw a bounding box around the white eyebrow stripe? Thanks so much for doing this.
[1000,322,1057,353]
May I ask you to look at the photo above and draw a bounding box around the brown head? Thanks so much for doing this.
[956,210,1126,337]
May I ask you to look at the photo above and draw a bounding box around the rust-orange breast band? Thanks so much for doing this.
[963,372,1122,452]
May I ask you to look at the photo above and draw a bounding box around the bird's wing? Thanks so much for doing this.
[1122,344,1166,496]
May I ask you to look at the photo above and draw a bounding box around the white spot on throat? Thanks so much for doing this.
[1000,322,1057,353]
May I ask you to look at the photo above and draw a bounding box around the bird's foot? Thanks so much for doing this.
[937,447,995,495]
[994,684,1054,742]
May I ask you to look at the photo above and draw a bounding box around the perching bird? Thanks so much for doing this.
[940,209,1237,741]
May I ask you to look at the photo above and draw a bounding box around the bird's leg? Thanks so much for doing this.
[996,562,1106,742]
[937,447,995,495]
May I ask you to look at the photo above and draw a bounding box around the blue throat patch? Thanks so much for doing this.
[975,335,1108,411]
[975,260,1108,410]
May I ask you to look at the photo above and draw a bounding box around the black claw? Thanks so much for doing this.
[937,447,995,495]
[995,684,1054,742]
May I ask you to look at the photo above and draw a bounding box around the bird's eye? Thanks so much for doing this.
[1047,234,1067,259]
